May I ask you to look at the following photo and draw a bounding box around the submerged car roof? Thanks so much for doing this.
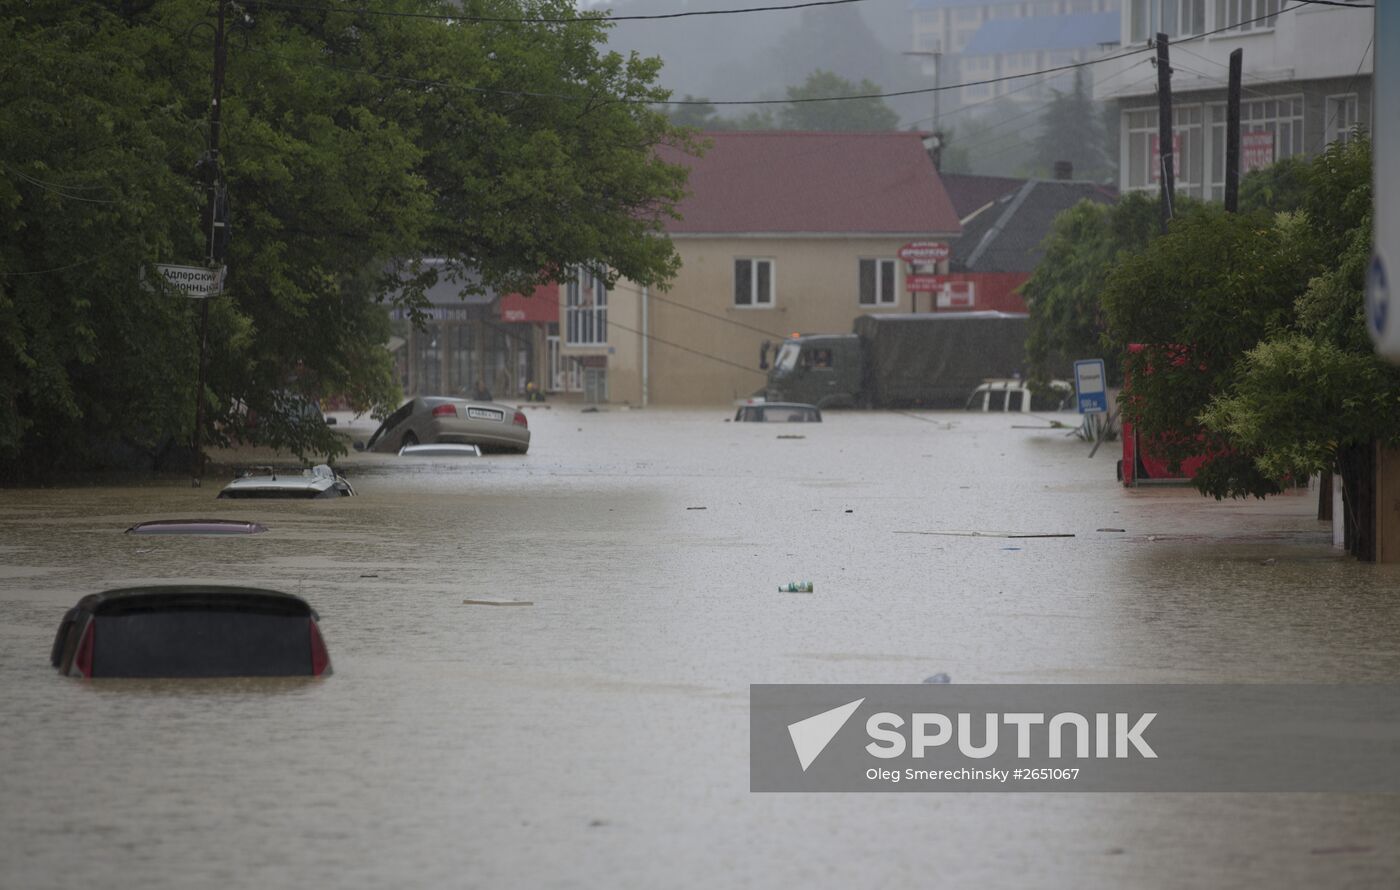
[72,585,316,618]
[126,519,268,535]
[398,443,482,457]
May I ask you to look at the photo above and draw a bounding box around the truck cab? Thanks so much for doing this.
[764,334,861,408]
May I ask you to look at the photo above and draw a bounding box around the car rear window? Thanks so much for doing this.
[92,610,314,678]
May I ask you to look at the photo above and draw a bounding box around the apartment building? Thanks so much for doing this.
[1094,0,1373,200]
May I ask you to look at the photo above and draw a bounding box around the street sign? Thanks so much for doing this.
[1074,358,1108,414]
[898,241,949,263]
[151,263,225,298]
[904,273,942,292]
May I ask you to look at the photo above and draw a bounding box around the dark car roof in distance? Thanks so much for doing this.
[126,519,268,535]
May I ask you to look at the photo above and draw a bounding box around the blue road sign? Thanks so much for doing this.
[1074,359,1108,414]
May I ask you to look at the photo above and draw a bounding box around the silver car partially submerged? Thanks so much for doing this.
[362,397,530,454]
[218,464,356,499]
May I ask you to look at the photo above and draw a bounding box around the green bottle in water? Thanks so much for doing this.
[780,581,814,593]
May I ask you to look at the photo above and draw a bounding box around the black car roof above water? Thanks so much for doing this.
[75,586,315,618]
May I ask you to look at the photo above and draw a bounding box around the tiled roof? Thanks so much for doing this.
[657,131,961,236]
[951,179,1117,273]
[940,173,1027,221]
[963,12,1121,55]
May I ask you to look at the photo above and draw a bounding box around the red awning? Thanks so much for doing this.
[498,283,558,324]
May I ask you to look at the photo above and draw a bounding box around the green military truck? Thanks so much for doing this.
[762,312,1031,409]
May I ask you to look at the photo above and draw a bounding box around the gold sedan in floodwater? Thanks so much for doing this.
[361,397,531,454]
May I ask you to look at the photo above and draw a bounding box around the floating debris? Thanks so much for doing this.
[923,673,951,684]
[894,530,1075,539]
[462,598,534,607]
[779,581,814,593]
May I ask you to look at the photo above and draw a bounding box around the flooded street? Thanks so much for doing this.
[3,408,1399,888]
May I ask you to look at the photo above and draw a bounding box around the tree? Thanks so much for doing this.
[1031,68,1111,182]
[778,70,899,132]
[667,96,723,129]
[1021,193,1161,388]
[1100,205,1323,497]
[769,7,892,95]
[1199,138,1388,557]
[1238,155,1311,214]
[0,0,695,479]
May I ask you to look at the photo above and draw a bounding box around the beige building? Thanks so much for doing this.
[559,131,963,406]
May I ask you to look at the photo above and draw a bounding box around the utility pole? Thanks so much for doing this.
[641,285,649,408]
[1155,32,1175,234]
[192,0,228,486]
[1224,48,1243,213]
[902,49,944,169]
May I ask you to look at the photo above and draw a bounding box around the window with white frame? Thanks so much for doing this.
[1203,95,1302,200]
[1325,94,1360,147]
[565,267,608,345]
[1129,0,1205,42]
[1215,0,1280,32]
[858,259,898,306]
[1125,104,1203,196]
[734,258,774,307]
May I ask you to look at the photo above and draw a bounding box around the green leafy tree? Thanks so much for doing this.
[1238,155,1311,214]
[667,96,723,129]
[936,127,972,174]
[1031,68,1111,182]
[1200,137,1387,557]
[778,70,899,131]
[1021,193,1161,387]
[0,0,694,479]
[1100,205,1323,497]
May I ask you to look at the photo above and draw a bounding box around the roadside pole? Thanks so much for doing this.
[1224,49,1243,213]
[1155,32,1175,234]
[641,285,649,408]
[192,0,228,486]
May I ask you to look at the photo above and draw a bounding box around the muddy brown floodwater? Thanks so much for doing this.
[2,408,1399,889]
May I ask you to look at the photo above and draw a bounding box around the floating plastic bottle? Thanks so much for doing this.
[779,581,814,593]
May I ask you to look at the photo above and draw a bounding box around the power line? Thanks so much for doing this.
[950,67,1159,164]
[605,317,768,376]
[3,163,124,204]
[253,0,867,24]
[925,60,1154,159]
[239,1,1339,109]
[1167,60,1293,105]
[608,281,790,339]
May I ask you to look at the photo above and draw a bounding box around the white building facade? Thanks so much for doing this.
[910,0,1122,107]
[1095,1,1373,200]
